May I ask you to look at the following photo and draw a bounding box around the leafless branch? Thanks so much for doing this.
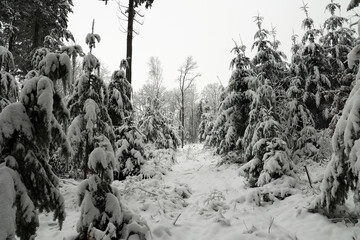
[136,187,158,196]
[184,73,200,91]
[135,10,145,18]
[173,213,182,225]
[134,17,144,25]
[133,29,139,35]
[117,21,127,33]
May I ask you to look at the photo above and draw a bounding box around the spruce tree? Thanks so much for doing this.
[0,45,71,239]
[239,15,293,187]
[0,0,74,75]
[0,46,18,112]
[67,22,114,179]
[314,20,360,218]
[139,97,180,150]
[322,0,356,131]
[300,2,332,129]
[323,0,353,76]
[108,59,132,127]
[209,40,253,154]
[282,33,317,162]
[107,59,148,180]
[198,102,212,143]
[251,14,287,93]
[114,121,148,179]
[239,75,293,187]
[76,134,148,240]
[200,83,224,145]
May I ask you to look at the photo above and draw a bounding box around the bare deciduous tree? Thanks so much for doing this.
[186,85,199,143]
[177,56,201,148]
[148,56,163,101]
[133,56,164,114]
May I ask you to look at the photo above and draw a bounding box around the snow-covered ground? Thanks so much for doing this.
[36,144,360,240]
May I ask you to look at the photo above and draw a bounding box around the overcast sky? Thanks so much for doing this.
[68,0,352,92]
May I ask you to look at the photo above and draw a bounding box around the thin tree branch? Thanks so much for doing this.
[134,17,144,25]
[136,10,145,18]
[133,29,139,35]
[184,73,201,91]
[173,213,182,225]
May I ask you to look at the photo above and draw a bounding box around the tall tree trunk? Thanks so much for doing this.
[126,0,134,86]
[84,138,90,179]
[32,17,40,50]
[181,92,185,148]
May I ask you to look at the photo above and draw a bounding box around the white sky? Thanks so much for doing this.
[68,0,351,92]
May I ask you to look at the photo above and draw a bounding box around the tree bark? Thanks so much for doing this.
[126,0,135,86]
[32,16,40,50]
[181,92,185,148]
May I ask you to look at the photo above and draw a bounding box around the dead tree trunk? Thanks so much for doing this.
[126,0,134,86]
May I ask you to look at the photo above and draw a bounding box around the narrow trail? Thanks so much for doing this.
[156,144,248,240]
[35,144,360,240]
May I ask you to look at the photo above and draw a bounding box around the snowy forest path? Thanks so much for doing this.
[156,144,247,239]
[34,144,360,240]
[152,144,356,240]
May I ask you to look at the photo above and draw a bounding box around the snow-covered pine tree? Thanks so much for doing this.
[239,75,294,187]
[300,2,333,129]
[107,59,148,179]
[323,0,354,77]
[313,18,360,218]
[198,102,212,143]
[199,83,223,145]
[0,20,17,51]
[250,15,289,142]
[282,33,317,162]
[108,59,132,127]
[239,15,293,187]
[115,117,149,180]
[322,0,356,132]
[204,122,215,146]
[0,45,14,70]
[139,97,180,150]
[75,135,149,240]
[0,45,18,112]
[67,23,114,179]
[0,47,72,239]
[208,40,253,155]
[251,14,287,94]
